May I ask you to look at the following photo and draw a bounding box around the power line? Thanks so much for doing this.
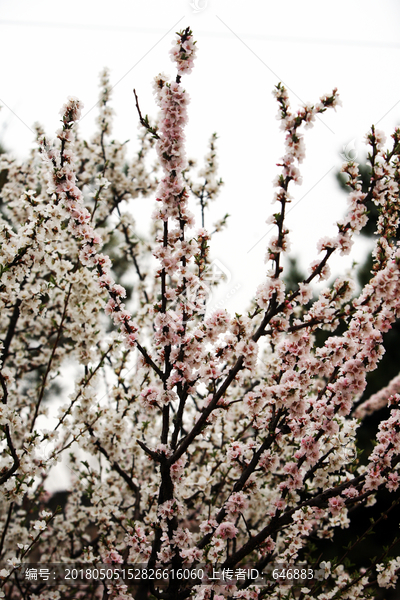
[1,18,400,50]
[0,19,166,34]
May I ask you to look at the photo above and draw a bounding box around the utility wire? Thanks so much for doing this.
[1,19,400,50]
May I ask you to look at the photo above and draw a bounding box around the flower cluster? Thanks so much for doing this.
[169,27,197,74]
[42,98,141,351]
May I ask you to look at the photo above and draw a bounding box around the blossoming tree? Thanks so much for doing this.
[1,27,400,600]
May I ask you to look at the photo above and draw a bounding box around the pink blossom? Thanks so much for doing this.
[215,521,238,539]
[328,496,345,516]
[225,491,249,516]
[103,550,123,564]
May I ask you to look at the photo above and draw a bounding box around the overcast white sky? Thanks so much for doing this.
[1,0,400,313]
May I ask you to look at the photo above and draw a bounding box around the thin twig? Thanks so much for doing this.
[133,89,160,139]
[30,284,73,433]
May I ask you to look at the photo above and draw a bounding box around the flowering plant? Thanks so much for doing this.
[1,26,400,600]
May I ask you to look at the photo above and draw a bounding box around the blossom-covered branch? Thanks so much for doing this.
[1,26,400,600]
